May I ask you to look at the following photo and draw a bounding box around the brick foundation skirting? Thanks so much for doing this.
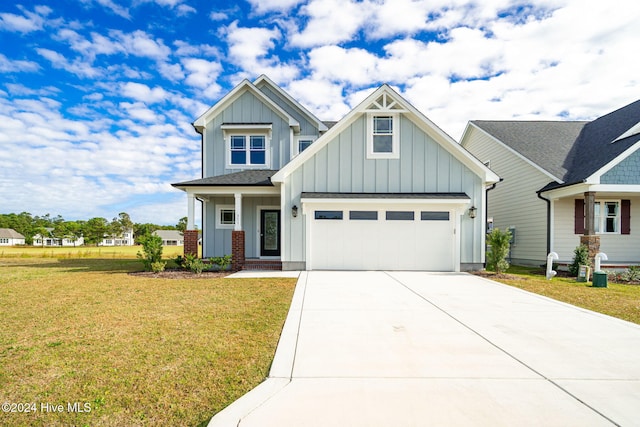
[231,230,245,271]
[183,230,199,257]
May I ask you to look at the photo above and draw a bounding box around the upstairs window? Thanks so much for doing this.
[222,124,272,169]
[367,113,399,159]
[294,135,317,156]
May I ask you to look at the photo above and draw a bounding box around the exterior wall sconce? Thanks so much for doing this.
[468,206,477,218]
[292,205,298,218]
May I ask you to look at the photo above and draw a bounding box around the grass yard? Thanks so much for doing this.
[481,266,640,325]
[0,255,296,426]
[0,245,186,259]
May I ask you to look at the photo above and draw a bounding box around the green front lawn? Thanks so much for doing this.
[0,257,296,426]
[479,265,640,325]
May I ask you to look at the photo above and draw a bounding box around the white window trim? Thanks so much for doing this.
[366,113,399,159]
[216,205,235,229]
[595,199,621,234]
[293,135,317,157]
[224,129,271,169]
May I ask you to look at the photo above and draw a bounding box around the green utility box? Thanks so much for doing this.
[593,271,608,288]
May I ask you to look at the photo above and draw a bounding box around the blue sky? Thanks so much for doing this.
[1,0,638,225]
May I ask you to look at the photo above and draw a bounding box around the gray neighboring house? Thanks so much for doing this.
[461,100,640,267]
[173,75,499,271]
[153,230,184,246]
[0,228,25,246]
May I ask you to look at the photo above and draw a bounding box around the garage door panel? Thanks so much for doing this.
[309,205,456,271]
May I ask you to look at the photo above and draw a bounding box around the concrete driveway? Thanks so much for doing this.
[209,271,640,426]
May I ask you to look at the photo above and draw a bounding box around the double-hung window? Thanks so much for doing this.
[594,201,620,233]
[367,113,399,159]
[223,124,271,168]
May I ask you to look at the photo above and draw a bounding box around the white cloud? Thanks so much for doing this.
[245,0,303,13]
[289,0,367,47]
[36,48,103,78]
[0,5,51,33]
[120,82,171,104]
[0,53,40,73]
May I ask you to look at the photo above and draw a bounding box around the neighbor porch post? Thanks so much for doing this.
[580,191,600,266]
[183,193,199,257]
[231,193,245,271]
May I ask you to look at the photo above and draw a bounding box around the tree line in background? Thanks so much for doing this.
[0,212,188,246]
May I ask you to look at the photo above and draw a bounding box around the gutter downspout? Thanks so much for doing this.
[537,191,551,255]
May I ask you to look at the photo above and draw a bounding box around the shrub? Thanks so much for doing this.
[150,261,166,273]
[568,244,589,276]
[623,265,640,282]
[188,258,206,274]
[137,234,164,272]
[210,255,232,271]
[486,228,511,274]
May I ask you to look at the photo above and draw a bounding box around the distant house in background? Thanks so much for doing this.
[461,99,640,267]
[32,228,85,246]
[0,228,25,246]
[100,229,134,246]
[153,230,184,246]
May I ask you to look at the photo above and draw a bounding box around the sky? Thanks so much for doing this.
[0,0,638,226]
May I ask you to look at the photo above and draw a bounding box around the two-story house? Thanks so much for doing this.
[173,75,499,271]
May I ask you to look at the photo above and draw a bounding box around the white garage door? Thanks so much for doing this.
[308,204,457,271]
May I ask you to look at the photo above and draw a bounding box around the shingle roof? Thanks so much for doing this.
[471,120,587,180]
[172,170,277,187]
[0,228,25,239]
[153,230,183,240]
[472,99,640,191]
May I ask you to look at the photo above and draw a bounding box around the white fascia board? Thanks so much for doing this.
[192,79,299,131]
[462,122,560,184]
[301,197,470,205]
[542,182,640,200]
[254,75,328,132]
[586,142,640,182]
[174,186,280,196]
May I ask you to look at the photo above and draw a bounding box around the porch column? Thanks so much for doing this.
[580,191,600,266]
[183,193,198,257]
[231,193,245,271]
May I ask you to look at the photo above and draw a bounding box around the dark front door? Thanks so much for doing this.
[260,210,281,257]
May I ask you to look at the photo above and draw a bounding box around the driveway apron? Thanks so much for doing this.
[209,271,640,426]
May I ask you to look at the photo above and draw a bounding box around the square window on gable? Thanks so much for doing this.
[367,113,399,159]
[294,136,317,156]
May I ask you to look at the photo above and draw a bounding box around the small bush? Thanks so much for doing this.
[210,255,232,271]
[151,261,166,273]
[569,244,589,276]
[188,258,206,274]
[486,228,512,274]
[137,234,164,272]
[623,266,640,282]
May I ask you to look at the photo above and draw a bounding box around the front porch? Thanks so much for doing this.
[173,170,283,271]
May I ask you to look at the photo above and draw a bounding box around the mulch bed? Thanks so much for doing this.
[129,269,230,279]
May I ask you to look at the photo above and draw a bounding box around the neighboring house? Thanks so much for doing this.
[461,100,640,267]
[173,75,499,271]
[33,228,85,246]
[100,229,134,246]
[153,230,184,246]
[0,228,25,246]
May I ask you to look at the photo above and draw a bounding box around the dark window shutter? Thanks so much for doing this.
[574,199,585,234]
[621,199,631,235]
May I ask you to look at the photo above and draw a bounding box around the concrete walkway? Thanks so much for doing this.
[209,271,640,426]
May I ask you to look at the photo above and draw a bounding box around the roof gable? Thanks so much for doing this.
[0,228,25,239]
[468,120,587,181]
[192,79,299,133]
[253,75,328,132]
[272,84,499,184]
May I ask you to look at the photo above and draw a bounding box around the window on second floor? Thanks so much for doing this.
[229,134,268,167]
[293,135,317,156]
[367,113,399,159]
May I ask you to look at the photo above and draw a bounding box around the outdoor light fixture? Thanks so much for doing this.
[469,206,477,218]
[292,205,298,218]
